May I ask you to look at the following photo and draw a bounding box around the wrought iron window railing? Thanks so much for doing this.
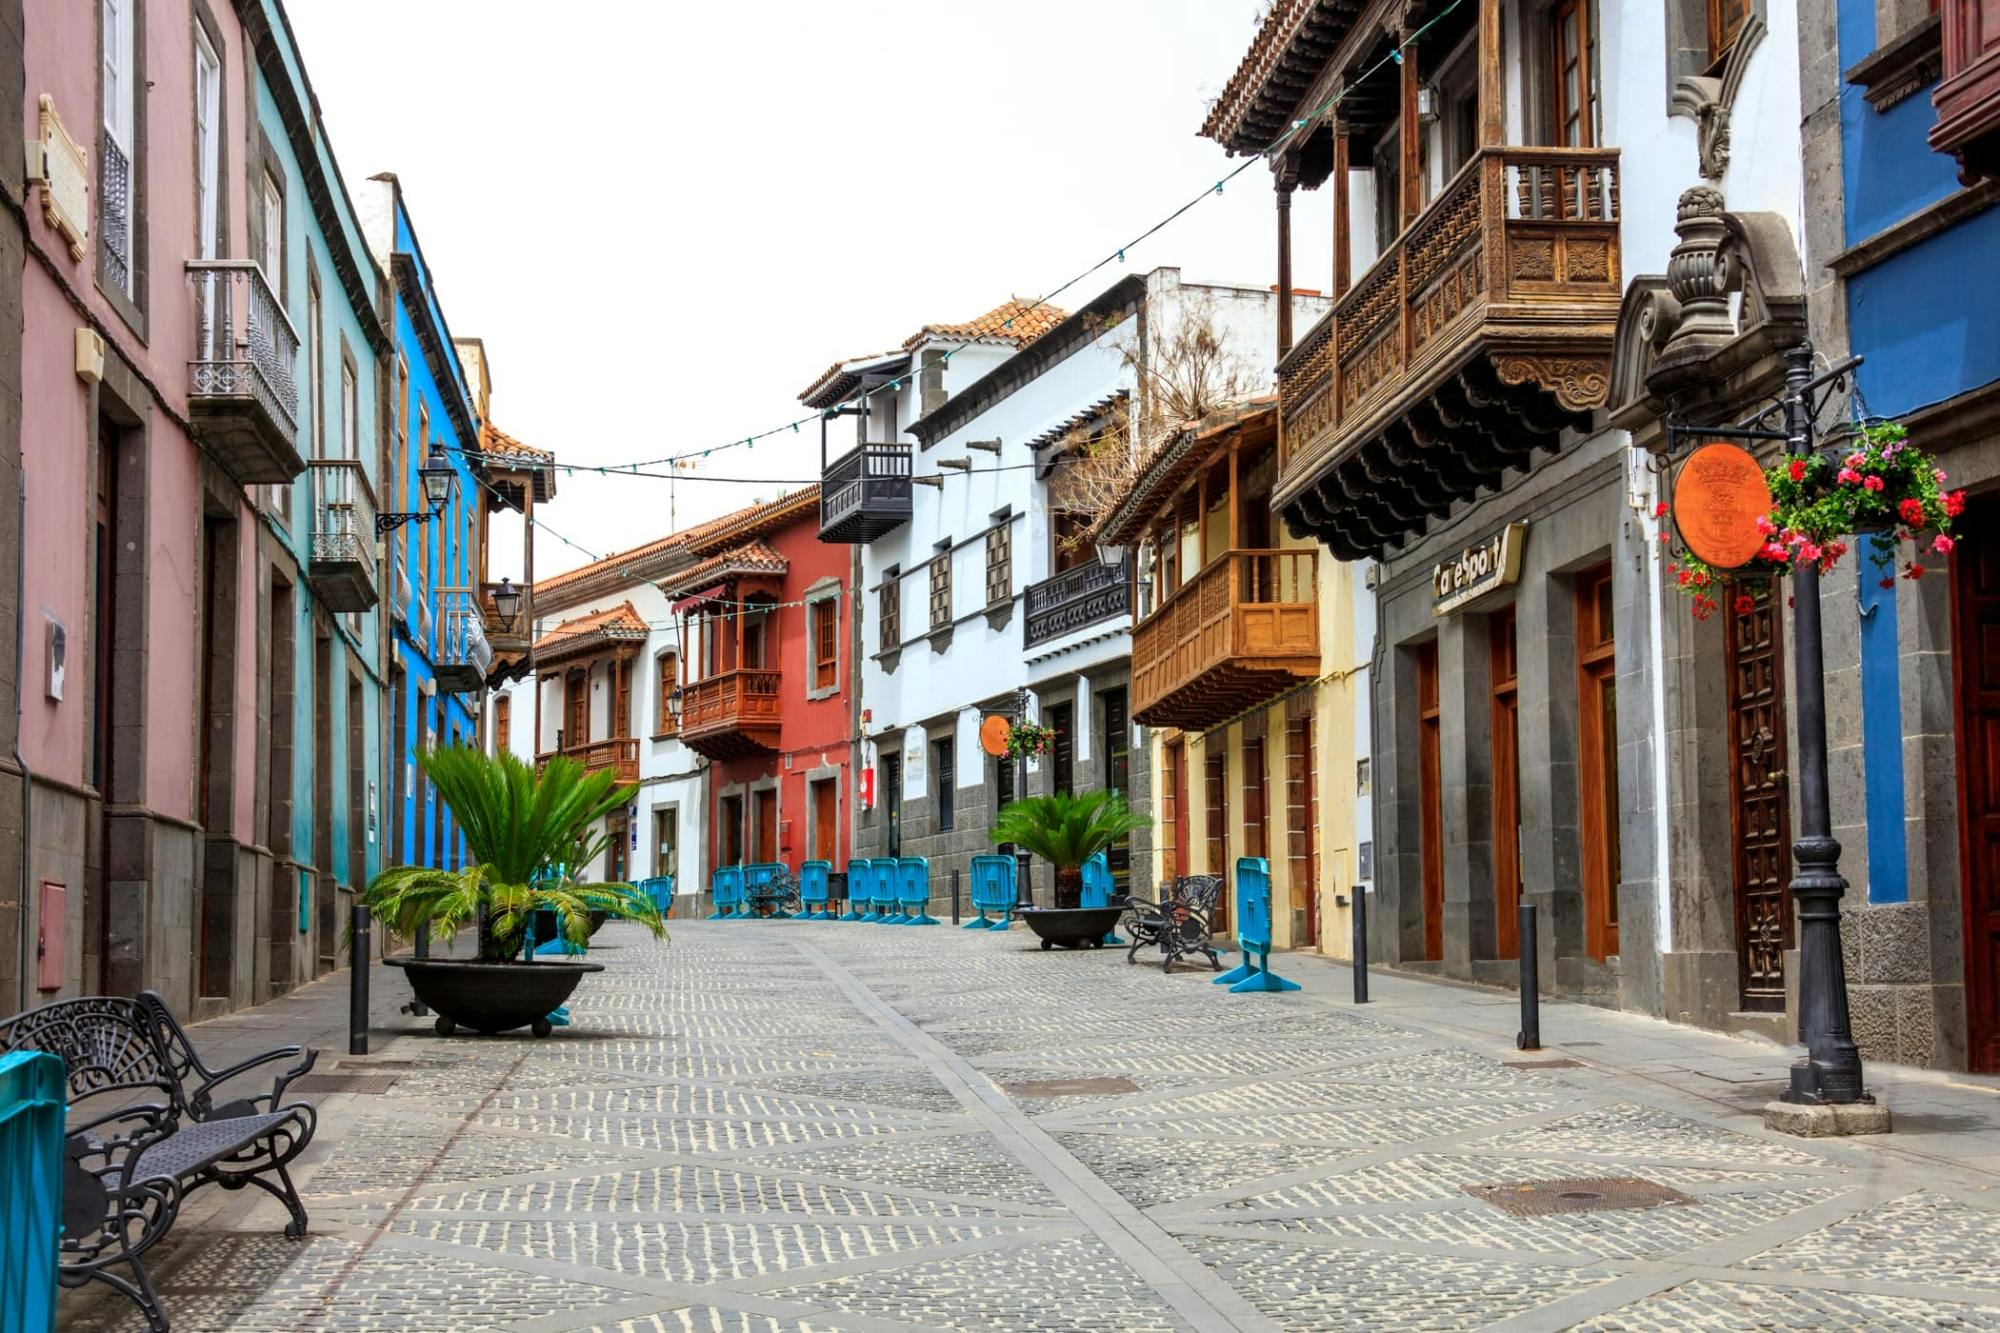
[307,459,377,568]
[99,134,133,296]
[188,260,301,437]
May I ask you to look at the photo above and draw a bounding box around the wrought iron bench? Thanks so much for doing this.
[0,992,319,1332]
[1123,874,1225,972]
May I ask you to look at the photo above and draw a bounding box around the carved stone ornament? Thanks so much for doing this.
[1662,187,1737,354]
[34,95,89,260]
[1669,16,1766,181]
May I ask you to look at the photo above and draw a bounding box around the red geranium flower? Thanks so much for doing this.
[1879,577,1896,589]
[1787,459,1809,482]
[1898,498,1925,526]
[1653,501,1669,518]
[1905,562,1926,580]
[1863,475,1886,492]
[1945,489,1967,517]
[1733,594,1755,616]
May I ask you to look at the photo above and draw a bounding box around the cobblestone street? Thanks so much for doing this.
[61,921,2000,1332]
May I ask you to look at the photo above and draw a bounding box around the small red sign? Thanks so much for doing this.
[1674,442,1772,570]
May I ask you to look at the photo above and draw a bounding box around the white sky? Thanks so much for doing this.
[289,0,1335,579]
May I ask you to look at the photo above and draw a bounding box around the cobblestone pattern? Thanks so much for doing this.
[60,920,2000,1331]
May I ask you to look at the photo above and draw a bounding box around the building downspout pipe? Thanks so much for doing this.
[16,483,34,1011]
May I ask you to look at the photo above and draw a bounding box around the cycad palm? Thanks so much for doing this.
[361,746,665,959]
[990,790,1151,909]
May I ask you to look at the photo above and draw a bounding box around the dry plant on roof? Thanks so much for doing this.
[1049,296,1261,548]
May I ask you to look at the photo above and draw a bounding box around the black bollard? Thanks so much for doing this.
[1352,887,1370,1004]
[951,868,961,925]
[349,904,370,1056]
[408,922,431,1017]
[1517,901,1541,1050]
[1015,851,1033,910]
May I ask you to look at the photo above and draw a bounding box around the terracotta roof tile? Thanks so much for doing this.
[1200,0,1341,154]
[531,600,649,654]
[660,540,789,598]
[904,298,1067,351]
[531,487,819,605]
[476,423,554,463]
[1095,398,1278,548]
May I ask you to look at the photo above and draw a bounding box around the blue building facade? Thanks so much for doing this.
[1799,0,2000,1069]
[241,0,389,992]
[361,176,488,878]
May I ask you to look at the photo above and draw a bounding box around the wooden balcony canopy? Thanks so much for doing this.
[532,602,648,671]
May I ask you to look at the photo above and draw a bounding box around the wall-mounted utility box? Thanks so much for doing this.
[36,881,65,991]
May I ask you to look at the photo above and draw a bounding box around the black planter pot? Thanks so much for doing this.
[385,957,603,1037]
[1019,906,1125,951]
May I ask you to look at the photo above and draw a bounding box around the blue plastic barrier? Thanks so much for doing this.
[896,857,939,925]
[710,865,745,920]
[799,860,832,919]
[637,875,675,918]
[746,862,793,918]
[867,859,900,923]
[1080,852,1125,945]
[843,860,874,920]
[0,1051,62,1333]
[1215,857,1300,992]
[968,855,1016,930]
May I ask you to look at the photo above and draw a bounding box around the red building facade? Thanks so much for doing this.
[666,489,853,879]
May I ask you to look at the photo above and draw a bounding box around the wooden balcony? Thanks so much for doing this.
[1023,556,1132,649]
[1930,0,2000,181]
[819,445,912,544]
[1275,146,1621,560]
[679,668,783,760]
[1131,549,1319,730]
[306,459,378,612]
[537,737,639,785]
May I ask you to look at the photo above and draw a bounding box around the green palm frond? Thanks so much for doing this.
[989,790,1151,872]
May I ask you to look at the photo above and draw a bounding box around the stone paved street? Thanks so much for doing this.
[59,920,2000,1331]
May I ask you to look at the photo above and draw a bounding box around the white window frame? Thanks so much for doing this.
[193,26,221,261]
[259,171,284,289]
[341,362,358,460]
[100,0,137,292]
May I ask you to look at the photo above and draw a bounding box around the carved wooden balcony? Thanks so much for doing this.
[306,459,378,612]
[1023,555,1132,650]
[186,261,304,486]
[679,668,784,760]
[819,445,913,544]
[537,738,639,785]
[1930,0,2000,181]
[1275,146,1622,559]
[1131,549,1319,730]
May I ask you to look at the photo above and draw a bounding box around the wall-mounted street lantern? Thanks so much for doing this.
[489,576,522,632]
[377,442,457,535]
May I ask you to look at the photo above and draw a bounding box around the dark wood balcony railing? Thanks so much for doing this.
[1275,145,1621,559]
[536,737,639,785]
[819,444,913,544]
[1131,549,1318,730]
[679,668,784,759]
[1023,556,1132,649]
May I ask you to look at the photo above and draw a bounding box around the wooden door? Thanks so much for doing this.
[1049,703,1075,795]
[606,811,629,882]
[719,794,744,867]
[754,788,778,864]
[812,778,838,862]
[1417,643,1444,961]
[1577,566,1621,961]
[1284,715,1319,947]
[614,658,633,738]
[1206,746,1230,933]
[565,669,588,751]
[1955,499,2000,1071]
[1491,610,1522,959]
[1164,740,1189,880]
[1727,577,1792,1010]
[1100,689,1133,890]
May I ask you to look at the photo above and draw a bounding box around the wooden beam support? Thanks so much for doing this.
[1333,120,1352,298]
[1478,0,1504,146]
[1401,36,1423,228]
[1275,156,1299,359]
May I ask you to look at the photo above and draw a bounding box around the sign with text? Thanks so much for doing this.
[1674,442,1771,570]
[1432,523,1527,615]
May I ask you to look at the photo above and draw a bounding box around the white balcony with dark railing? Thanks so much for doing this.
[434,589,493,693]
[306,459,378,612]
[186,260,304,486]
[819,444,913,544]
[1022,554,1133,653]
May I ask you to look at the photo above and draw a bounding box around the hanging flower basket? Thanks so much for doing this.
[1662,423,1964,618]
[1003,721,1058,761]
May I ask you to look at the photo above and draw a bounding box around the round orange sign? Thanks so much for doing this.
[1674,442,1772,570]
[979,715,1012,758]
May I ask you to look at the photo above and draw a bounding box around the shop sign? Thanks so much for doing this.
[1432,523,1527,615]
[1673,442,1771,570]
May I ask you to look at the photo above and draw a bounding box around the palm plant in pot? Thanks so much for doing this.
[990,791,1150,950]
[363,746,665,1037]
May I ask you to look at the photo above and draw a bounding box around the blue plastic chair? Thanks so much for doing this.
[873,859,905,923]
[1080,851,1125,945]
[968,854,1016,930]
[708,865,744,920]
[844,860,875,920]
[896,856,939,925]
[798,860,832,919]
[1215,856,1300,993]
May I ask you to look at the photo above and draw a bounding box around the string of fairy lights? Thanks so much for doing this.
[458,2,1466,623]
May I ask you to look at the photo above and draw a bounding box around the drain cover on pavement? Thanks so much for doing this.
[334,1058,426,1070]
[1505,1058,1584,1069]
[1465,1176,1694,1216]
[288,1073,400,1095]
[1003,1077,1140,1098]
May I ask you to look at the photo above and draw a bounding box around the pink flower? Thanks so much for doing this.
[1759,541,1789,563]
[1846,452,1866,468]
[1838,467,1862,485]
[1863,475,1886,492]
[1945,489,1967,517]
[1933,533,1955,554]
[1936,468,1950,485]
[1799,542,1822,564]
[1755,515,1777,535]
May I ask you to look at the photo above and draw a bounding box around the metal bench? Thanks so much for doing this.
[1123,874,1225,972]
[0,992,318,1332]
[966,854,1016,929]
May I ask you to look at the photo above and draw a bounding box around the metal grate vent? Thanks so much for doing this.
[1466,1176,1695,1216]
[1003,1077,1141,1098]
[289,1073,400,1095]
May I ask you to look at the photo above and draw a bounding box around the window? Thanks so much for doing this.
[653,807,678,881]
[933,737,955,832]
[341,362,359,460]
[1708,0,1752,65]
[1284,713,1318,946]
[614,659,633,739]
[811,596,838,692]
[193,26,221,261]
[1099,688,1132,891]
[305,281,322,457]
[99,0,138,298]
[878,571,901,653]
[655,651,679,735]
[985,522,1011,606]
[810,778,837,862]
[1242,737,1267,861]
[929,546,952,632]
[495,694,510,754]
[1549,0,1598,147]
[1490,609,1522,959]
[1373,130,1402,254]
[1047,702,1074,797]
[259,170,284,292]
[1205,746,1229,930]
[1576,564,1621,960]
